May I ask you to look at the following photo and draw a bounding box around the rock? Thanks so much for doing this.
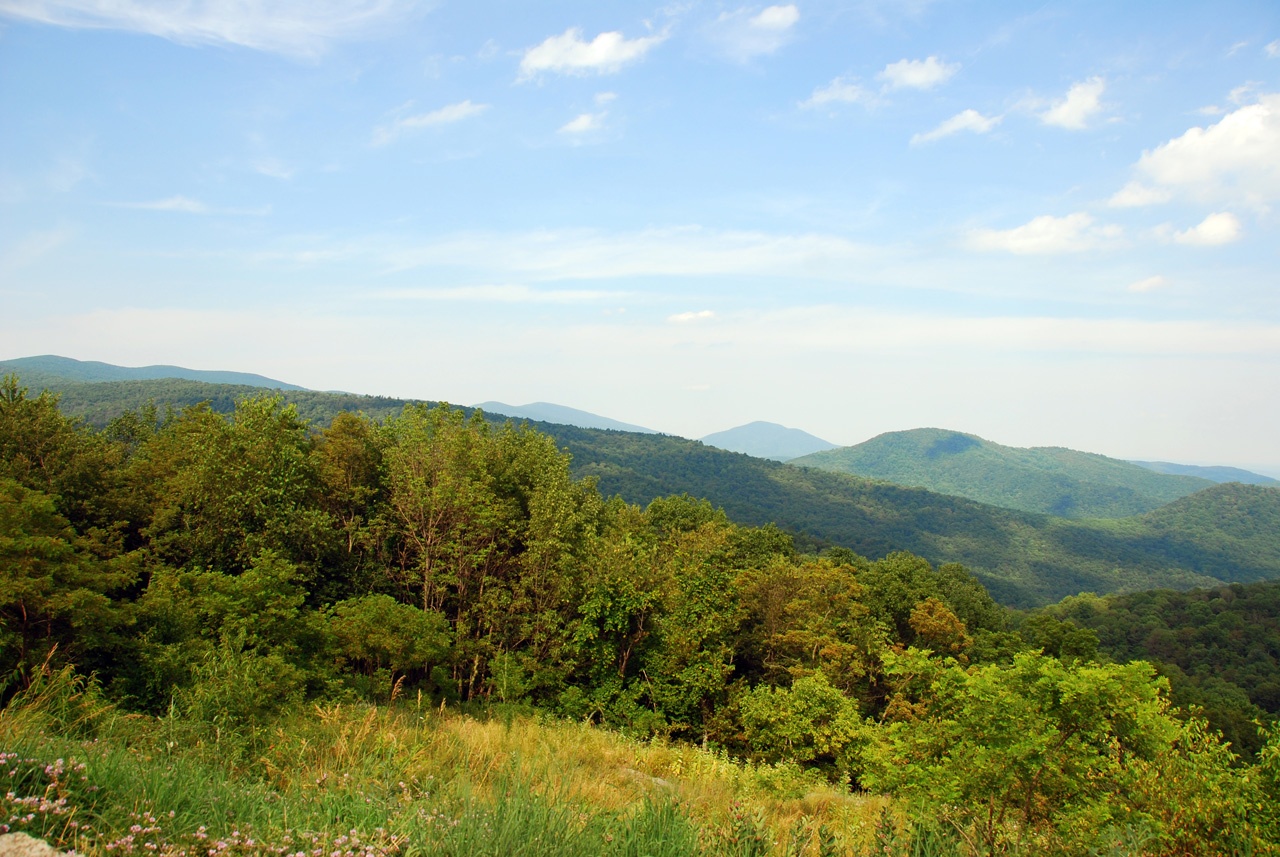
[0,833,66,857]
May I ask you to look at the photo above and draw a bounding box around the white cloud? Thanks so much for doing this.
[1107,181,1172,208]
[910,109,999,145]
[1132,94,1280,210]
[801,76,875,109]
[595,91,618,106]
[708,4,799,61]
[1174,211,1242,246]
[877,56,959,90]
[1267,40,1279,58]
[1128,275,1168,293]
[967,212,1122,254]
[114,195,269,215]
[669,310,715,323]
[372,100,488,146]
[1040,77,1106,129]
[519,27,666,79]
[559,112,606,134]
[0,0,418,57]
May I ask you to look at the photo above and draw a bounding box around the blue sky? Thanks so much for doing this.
[2,1,1278,473]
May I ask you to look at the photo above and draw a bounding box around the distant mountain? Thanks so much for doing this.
[474,401,657,434]
[1130,460,1279,486]
[0,355,307,391]
[792,428,1215,519]
[701,421,838,462]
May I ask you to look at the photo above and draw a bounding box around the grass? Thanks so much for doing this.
[0,670,888,856]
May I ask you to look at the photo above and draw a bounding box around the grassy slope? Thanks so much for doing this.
[791,427,1214,518]
[1,673,883,857]
[23,376,1280,608]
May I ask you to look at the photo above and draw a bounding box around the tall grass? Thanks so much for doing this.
[0,670,886,856]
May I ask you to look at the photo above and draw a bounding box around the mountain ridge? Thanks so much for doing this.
[473,400,657,434]
[700,420,837,461]
[0,354,307,391]
[792,427,1218,519]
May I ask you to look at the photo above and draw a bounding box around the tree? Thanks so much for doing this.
[0,478,135,688]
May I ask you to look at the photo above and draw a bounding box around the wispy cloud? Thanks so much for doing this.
[878,56,959,90]
[1128,275,1168,293]
[518,26,666,80]
[801,76,876,109]
[254,225,884,282]
[910,109,999,145]
[1,225,75,273]
[114,195,270,215]
[707,4,799,62]
[373,285,614,303]
[372,100,489,146]
[559,112,606,135]
[0,0,420,58]
[1267,39,1279,58]
[669,309,715,323]
[967,212,1122,254]
[253,158,295,180]
[1040,77,1106,129]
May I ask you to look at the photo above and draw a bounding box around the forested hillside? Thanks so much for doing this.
[3,376,1277,855]
[1040,579,1280,759]
[24,375,1280,607]
[0,354,307,390]
[792,427,1215,518]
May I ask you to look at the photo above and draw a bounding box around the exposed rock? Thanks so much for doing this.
[619,766,673,789]
[0,833,66,857]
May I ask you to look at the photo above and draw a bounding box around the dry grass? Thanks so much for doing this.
[258,700,888,854]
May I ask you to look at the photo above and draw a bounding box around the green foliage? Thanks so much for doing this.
[0,476,136,686]
[738,672,864,779]
[862,649,1271,855]
[329,593,449,700]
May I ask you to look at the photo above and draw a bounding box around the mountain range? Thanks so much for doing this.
[7,359,1279,608]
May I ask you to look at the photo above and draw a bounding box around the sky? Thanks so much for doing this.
[1,1,1278,474]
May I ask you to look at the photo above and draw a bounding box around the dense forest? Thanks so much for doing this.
[30,376,1280,608]
[2,375,1279,855]
[1038,579,1280,758]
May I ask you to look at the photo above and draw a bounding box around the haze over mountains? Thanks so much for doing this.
[473,401,657,434]
[699,421,838,462]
